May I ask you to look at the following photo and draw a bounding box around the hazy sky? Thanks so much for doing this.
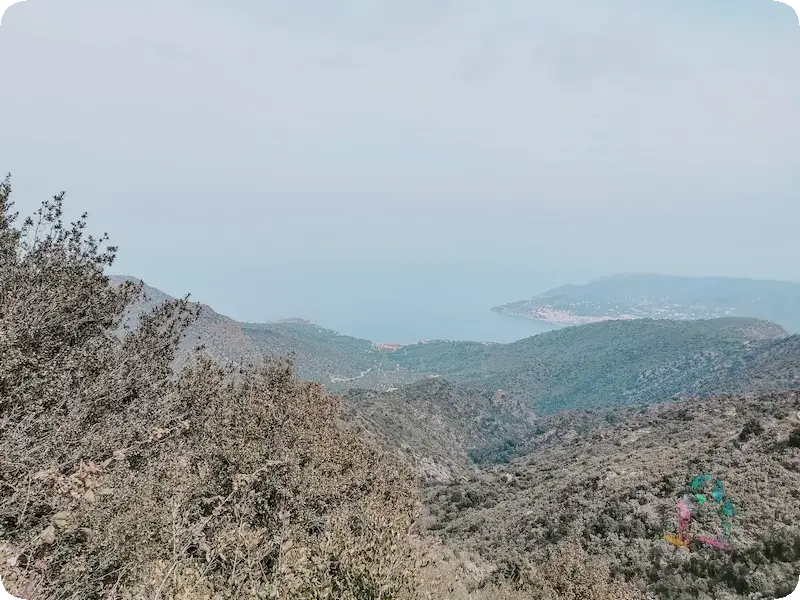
[1,0,799,322]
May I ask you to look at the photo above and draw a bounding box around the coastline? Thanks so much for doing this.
[496,306,638,327]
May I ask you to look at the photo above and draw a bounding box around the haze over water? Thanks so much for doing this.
[4,0,799,343]
[136,260,589,344]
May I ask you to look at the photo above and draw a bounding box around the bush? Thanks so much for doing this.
[483,542,642,600]
[738,418,764,442]
[788,427,800,448]
[0,176,425,599]
[0,176,645,600]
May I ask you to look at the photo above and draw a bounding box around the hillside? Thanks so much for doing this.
[239,320,419,388]
[422,389,800,599]
[388,318,797,414]
[109,278,800,440]
[106,278,800,480]
[335,320,799,484]
[109,275,263,365]
[493,273,800,332]
[2,190,646,600]
[343,378,534,483]
[5,184,799,600]
[335,321,798,488]
[109,276,423,385]
[110,278,799,415]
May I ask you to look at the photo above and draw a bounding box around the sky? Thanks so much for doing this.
[0,0,799,327]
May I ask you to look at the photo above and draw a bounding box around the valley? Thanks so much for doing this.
[423,389,800,600]
[5,257,798,600]
[4,1,800,595]
[109,275,800,486]
[111,276,800,413]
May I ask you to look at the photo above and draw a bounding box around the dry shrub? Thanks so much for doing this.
[0,176,645,600]
[0,177,425,599]
[517,541,642,600]
[418,541,642,600]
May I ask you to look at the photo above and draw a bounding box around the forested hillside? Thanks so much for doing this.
[423,390,800,599]
[387,318,797,414]
[2,178,650,599]
[111,280,800,418]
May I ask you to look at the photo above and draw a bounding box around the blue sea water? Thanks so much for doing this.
[316,297,561,344]
[160,260,596,345]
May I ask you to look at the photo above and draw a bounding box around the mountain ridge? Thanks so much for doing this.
[107,275,800,486]
[493,273,800,332]
[422,389,800,599]
[109,276,799,416]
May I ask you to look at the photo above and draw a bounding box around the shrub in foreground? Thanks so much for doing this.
[0,177,423,599]
[0,176,642,600]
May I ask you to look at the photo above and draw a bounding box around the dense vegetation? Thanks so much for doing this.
[343,378,534,483]
[387,319,798,414]
[112,280,420,389]
[338,328,800,480]
[5,177,797,599]
[240,320,416,388]
[0,177,642,599]
[423,391,800,599]
[110,282,800,419]
[0,179,429,599]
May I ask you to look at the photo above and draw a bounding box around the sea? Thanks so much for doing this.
[164,260,598,345]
